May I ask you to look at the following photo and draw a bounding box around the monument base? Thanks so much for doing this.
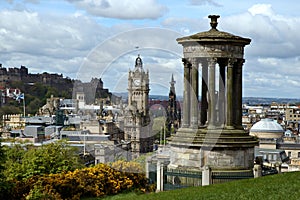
[168,126,258,171]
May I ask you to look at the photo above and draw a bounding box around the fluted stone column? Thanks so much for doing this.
[182,58,191,128]
[218,61,226,125]
[226,58,236,129]
[232,65,237,127]
[190,58,199,128]
[208,57,217,127]
[234,59,244,129]
[200,60,208,126]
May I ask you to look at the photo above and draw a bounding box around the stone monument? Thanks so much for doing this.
[169,15,258,172]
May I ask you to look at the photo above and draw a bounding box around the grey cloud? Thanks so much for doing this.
[75,28,183,95]
[0,9,182,95]
[100,0,110,9]
[220,12,300,59]
[161,4,300,98]
[0,9,112,77]
[1,2,299,98]
[67,0,168,20]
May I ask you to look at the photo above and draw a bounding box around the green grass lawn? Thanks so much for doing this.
[87,171,300,200]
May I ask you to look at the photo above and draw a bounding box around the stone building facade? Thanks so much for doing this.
[124,55,154,159]
[285,107,300,122]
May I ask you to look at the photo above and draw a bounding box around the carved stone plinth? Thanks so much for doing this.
[169,127,258,171]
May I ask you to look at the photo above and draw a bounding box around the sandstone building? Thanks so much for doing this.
[124,55,154,159]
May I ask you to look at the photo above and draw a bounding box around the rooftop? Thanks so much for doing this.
[250,118,284,133]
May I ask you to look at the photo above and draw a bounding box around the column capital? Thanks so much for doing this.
[207,57,217,67]
[199,58,208,65]
[182,58,192,68]
[227,58,237,68]
[236,58,245,67]
[182,57,188,64]
[184,57,199,67]
[188,57,198,63]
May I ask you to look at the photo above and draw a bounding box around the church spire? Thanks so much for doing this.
[166,74,180,134]
[170,74,176,94]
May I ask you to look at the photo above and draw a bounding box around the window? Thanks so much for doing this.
[268,154,272,161]
[298,152,300,158]
[288,151,291,157]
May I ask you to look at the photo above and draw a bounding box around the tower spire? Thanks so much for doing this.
[170,74,176,94]
[135,54,143,68]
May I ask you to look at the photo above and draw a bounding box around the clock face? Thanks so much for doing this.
[134,79,141,86]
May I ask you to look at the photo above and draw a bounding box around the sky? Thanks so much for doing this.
[0,0,300,98]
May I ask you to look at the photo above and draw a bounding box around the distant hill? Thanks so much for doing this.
[113,92,300,105]
[243,97,300,105]
[0,65,113,115]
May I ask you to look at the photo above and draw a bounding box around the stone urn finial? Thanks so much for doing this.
[208,15,220,30]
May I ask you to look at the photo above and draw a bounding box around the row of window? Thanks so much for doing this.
[288,115,300,118]
[287,151,300,158]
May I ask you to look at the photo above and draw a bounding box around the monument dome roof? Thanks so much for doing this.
[177,15,251,45]
[250,118,284,137]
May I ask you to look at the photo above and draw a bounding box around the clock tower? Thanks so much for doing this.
[124,55,153,159]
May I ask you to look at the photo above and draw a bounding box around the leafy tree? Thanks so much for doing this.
[0,138,13,199]
[9,81,25,91]
[26,83,47,97]
[0,139,6,180]
[26,98,42,115]
[61,90,71,99]
[0,105,22,116]
[3,140,84,181]
[3,143,30,181]
[45,86,59,99]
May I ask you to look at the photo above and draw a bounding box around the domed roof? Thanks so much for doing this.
[176,15,251,45]
[250,118,284,133]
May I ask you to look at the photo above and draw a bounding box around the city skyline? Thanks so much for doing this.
[0,0,300,98]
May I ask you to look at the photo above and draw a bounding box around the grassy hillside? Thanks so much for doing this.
[96,171,300,200]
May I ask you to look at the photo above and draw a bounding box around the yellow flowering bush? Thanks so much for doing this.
[10,160,155,200]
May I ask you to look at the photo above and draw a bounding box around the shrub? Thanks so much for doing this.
[11,161,155,199]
